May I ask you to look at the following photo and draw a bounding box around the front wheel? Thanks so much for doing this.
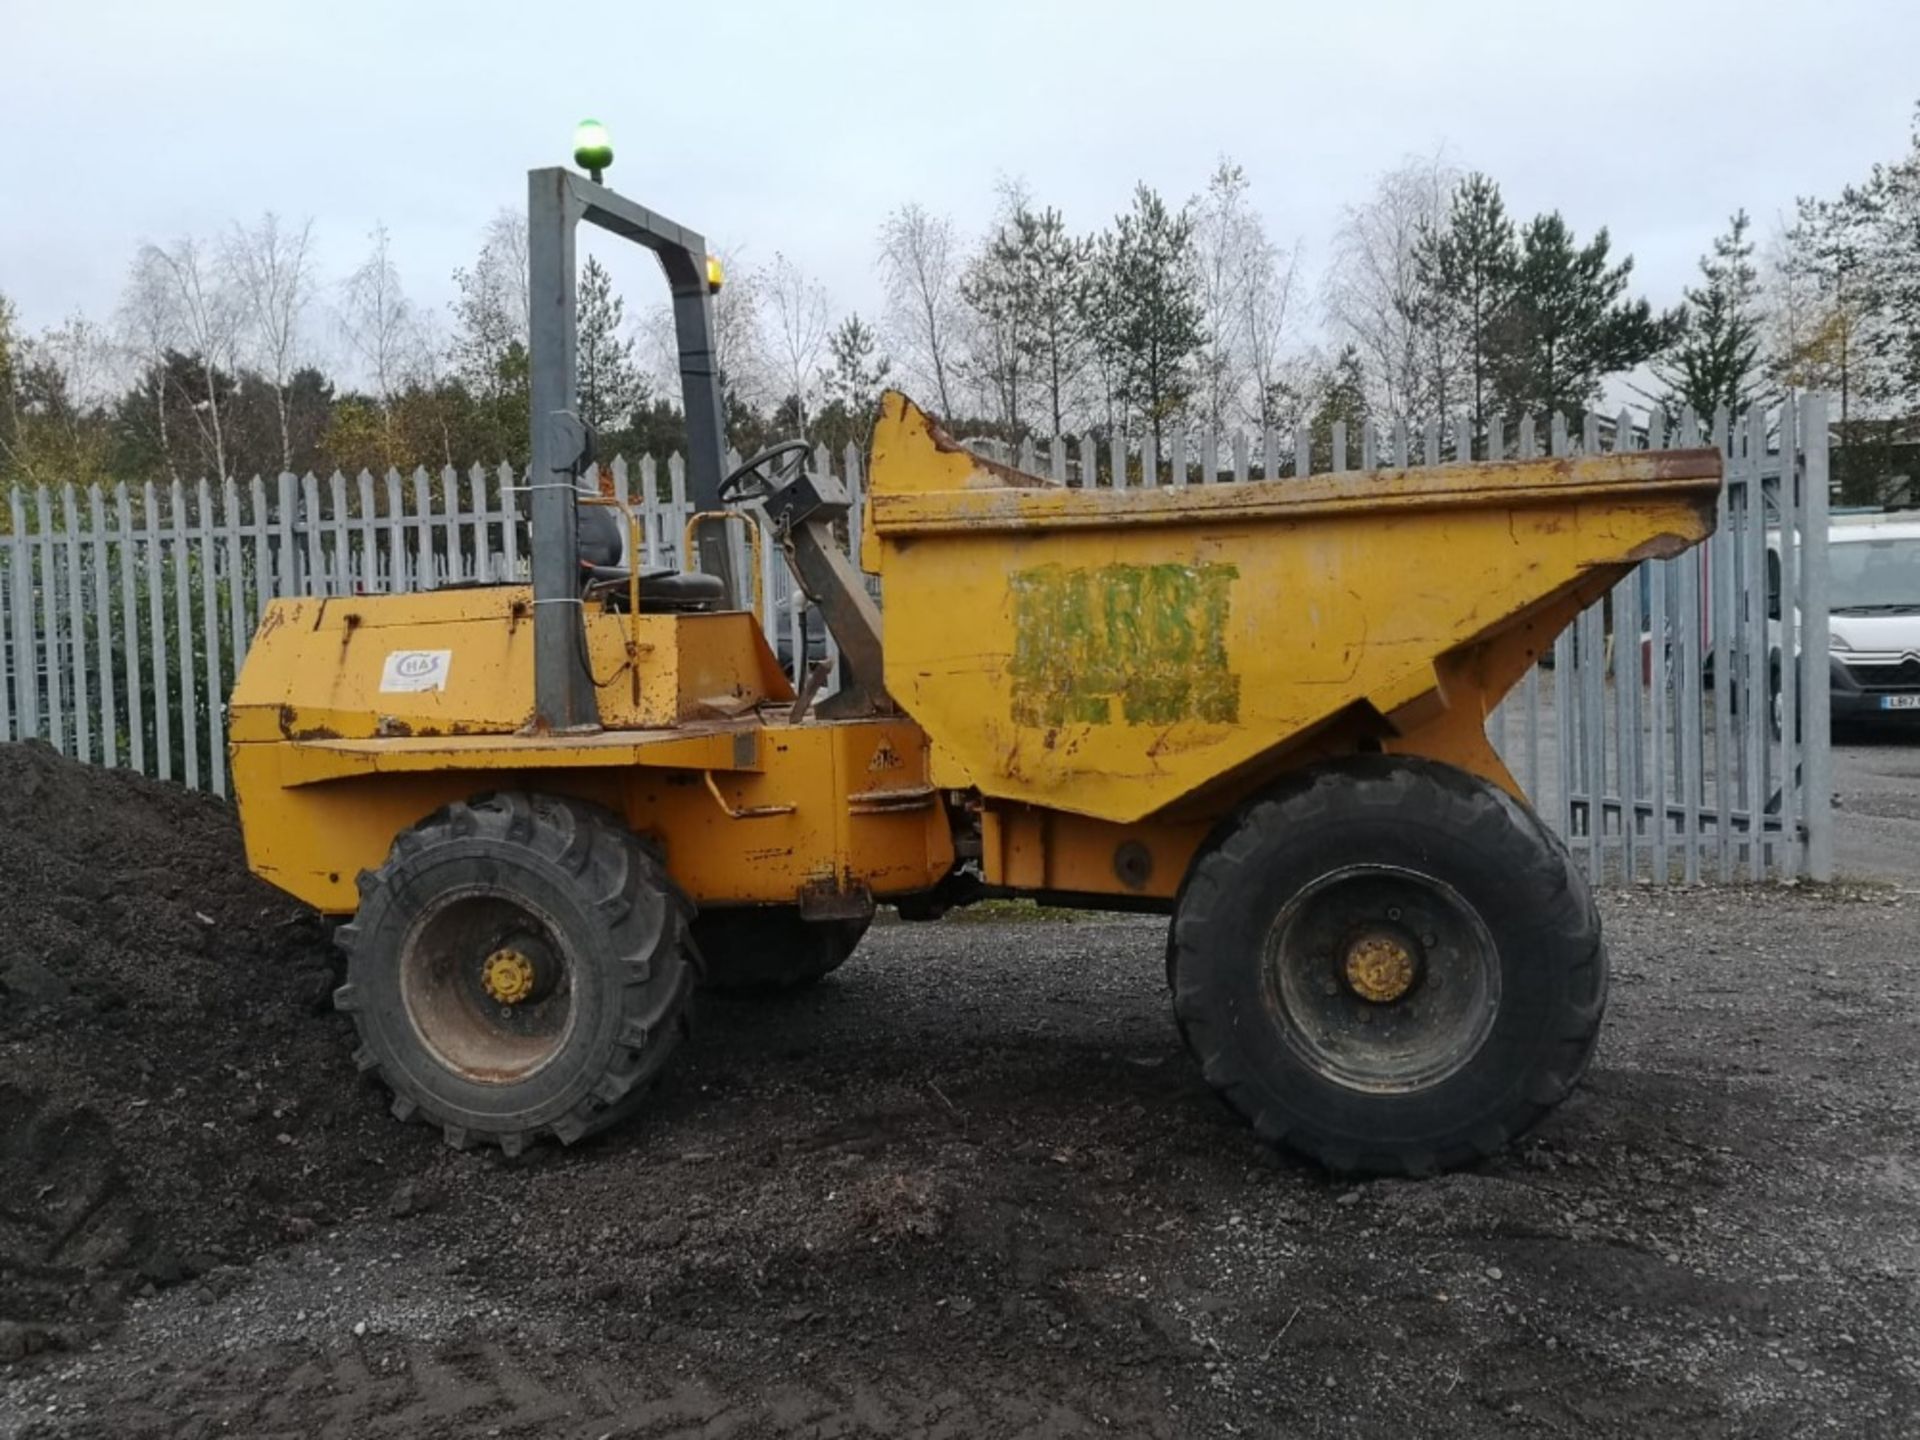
[1169,757,1605,1176]
[335,793,699,1155]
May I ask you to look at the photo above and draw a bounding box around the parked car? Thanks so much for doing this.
[1825,511,1920,725]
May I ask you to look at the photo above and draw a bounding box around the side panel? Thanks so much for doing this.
[982,805,1214,903]
[232,718,953,915]
[230,589,790,744]
[877,502,1711,828]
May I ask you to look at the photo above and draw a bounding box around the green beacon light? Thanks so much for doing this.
[573,119,613,183]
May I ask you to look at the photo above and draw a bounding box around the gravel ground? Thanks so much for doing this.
[1834,727,1920,882]
[4,899,1918,1437]
[0,738,1916,1438]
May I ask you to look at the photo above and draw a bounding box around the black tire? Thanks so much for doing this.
[1169,756,1605,1177]
[692,907,869,993]
[335,793,699,1155]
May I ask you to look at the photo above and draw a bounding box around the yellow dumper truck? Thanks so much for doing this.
[229,150,1721,1176]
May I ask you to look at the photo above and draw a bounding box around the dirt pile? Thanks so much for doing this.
[0,742,426,1360]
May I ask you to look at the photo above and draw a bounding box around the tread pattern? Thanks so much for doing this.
[1168,756,1606,1177]
[337,793,700,1155]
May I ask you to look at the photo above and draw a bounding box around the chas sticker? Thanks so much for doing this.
[380,649,452,694]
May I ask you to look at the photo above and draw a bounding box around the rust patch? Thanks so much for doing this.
[923,413,1050,489]
[1623,532,1694,563]
[272,703,343,742]
[1645,448,1725,483]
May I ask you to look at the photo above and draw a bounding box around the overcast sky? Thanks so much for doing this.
[4,0,1915,374]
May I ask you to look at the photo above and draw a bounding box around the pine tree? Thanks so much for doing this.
[576,256,647,437]
[1309,345,1369,473]
[1022,208,1093,439]
[1411,173,1517,439]
[820,311,890,451]
[1088,185,1206,456]
[1653,211,1765,421]
[1493,214,1672,425]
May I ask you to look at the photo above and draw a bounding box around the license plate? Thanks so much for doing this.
[1883,695,1920,711]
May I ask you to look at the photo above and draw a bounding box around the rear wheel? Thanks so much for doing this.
[1169,756,1604,1176]
[336,793,698,1155]
[692,907,869,993]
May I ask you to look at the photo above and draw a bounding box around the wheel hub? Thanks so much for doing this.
[1342,930,1418,1003]
[482,947,538,1005]
[400,895,575,1085]
[1261,864,1500,1094]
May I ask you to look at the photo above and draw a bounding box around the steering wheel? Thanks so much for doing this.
[718,439,814,505]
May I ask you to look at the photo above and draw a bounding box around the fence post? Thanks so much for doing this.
[277,473,301,597]
[1742,410,1768,879]
[167,481,198,790]
[61,484,91,762]
[197,478,225,797]
[1802,394,1833,881]
[119,484,145,774]
[144,482,170,780]
[35,487,64,754]
[0,528,12,744]
[1776,396,1801,878]
[7,490,31,737]
[412,469,434,588]
[223,478,249,672]
[325,471,347,592]
[1547,421,1574,850]
[89,486,118,768]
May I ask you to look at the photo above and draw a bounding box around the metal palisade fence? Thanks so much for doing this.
[0,399,1831,883]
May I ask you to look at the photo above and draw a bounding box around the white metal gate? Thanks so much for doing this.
[1490,397,1832,882]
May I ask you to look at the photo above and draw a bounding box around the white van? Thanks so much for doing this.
[1824,512,1920,721]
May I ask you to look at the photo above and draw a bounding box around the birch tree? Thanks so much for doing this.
[877,203,961,417]
[1323,153,1459,420]
[764,252,830,435]
[339,224,414,404]
[1190,160,1253,435]
[227,212,315,471]
[128,234,241,481]
[1240,224,1301,433]
[958,183,1039,431]
[450,209,531,396]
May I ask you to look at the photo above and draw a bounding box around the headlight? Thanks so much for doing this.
[1830,633,1852,652]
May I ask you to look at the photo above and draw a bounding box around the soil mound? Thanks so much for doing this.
[0,742,421,1359]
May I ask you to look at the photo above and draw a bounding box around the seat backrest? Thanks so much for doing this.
[576,501,623,568]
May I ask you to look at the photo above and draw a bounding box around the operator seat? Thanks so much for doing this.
[575,500,725,613]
